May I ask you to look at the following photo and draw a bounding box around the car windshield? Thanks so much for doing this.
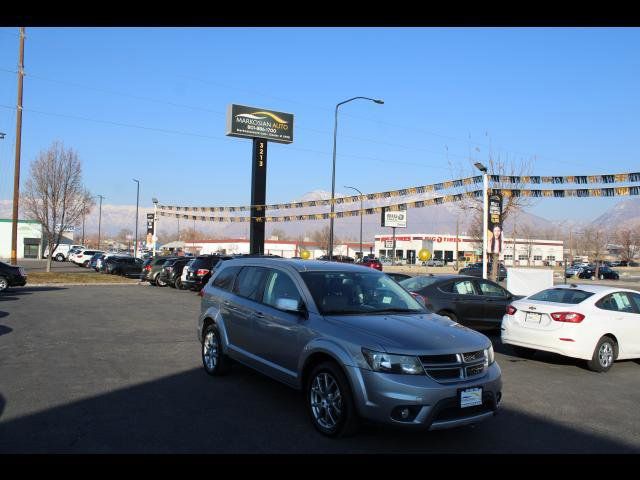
[528,288,594,304]
[300,271,425,315]
[399,276,439,291]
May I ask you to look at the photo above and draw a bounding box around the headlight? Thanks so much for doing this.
[484,344,495,366]
[361,348,424,375]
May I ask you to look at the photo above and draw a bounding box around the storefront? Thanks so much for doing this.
[0,219,44,260]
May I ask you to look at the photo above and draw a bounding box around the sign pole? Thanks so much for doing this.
[392,226,396,266]
[482,173,489,280]
[250,138,267,255]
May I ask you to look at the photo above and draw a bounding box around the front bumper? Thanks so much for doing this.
[345,363,502,430]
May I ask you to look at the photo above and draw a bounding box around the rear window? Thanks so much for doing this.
[212,266,241,291]
[528,288,594,304]
[399,276,438,291]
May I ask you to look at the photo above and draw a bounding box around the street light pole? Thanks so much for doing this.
[329,96,383,261]
[133,179,140,258]
[474,162,489,280]
[152,198,158,257]
[344,185,363,260]
[97,195,104,250]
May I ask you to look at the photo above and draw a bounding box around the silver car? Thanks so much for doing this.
[198,258,502,437]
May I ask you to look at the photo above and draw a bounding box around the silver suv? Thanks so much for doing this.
[198,258,502,437]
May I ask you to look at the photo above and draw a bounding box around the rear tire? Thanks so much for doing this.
[306,361,359,438]
[156,276,167,287]
[587,336,616,372]
[0,276,8,293]
[55,254,65,262]
[511,345,537,359]
[175,277,184,290]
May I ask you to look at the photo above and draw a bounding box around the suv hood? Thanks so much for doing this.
[324,312,490,355]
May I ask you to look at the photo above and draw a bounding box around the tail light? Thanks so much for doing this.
[144,265,151,271]
[196,269,210,276]
[506,305,517,315]
[551,312,585,323]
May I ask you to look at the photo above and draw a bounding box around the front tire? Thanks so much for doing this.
[438,311,458,322]
[0,276,8,292]
[175,277,184,290]
[587,336,616,372]
[201,324,231,376]
[55,254,65,262]
[306,361,359,438]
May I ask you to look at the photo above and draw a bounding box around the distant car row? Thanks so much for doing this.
[565,265,620,280]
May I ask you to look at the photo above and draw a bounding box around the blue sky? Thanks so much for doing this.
[0,27,638,221]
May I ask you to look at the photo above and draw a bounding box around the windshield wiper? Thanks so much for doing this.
[370,308,421,314]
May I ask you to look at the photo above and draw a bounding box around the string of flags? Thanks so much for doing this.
[157,185,640,223]
[157,171,640,213]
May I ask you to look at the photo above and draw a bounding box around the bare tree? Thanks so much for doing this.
[615,227,640,263]
[269,228,290,241]
[310,225,334,253]
[458,152,537,280]
[22,141,94,272]
[582,227,608,277]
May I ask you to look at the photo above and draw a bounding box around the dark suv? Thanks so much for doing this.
[158,257,192,289]
[107,256,144,277]
[184,255,234,291]
[0,261,27,292]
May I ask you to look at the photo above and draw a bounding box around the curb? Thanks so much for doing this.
[19,282,142,287]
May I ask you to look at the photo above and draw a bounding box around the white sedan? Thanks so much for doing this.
[501,284,640,372]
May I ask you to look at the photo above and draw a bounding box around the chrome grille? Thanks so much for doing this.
[421,350,487,383]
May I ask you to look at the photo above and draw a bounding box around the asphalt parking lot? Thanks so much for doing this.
[1,284,639,453]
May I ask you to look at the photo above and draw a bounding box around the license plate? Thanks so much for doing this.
[525,312,542,323]
[460,387,483,408]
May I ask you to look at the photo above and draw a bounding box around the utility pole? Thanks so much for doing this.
[133,179,140,258]
[455,216,459,270]
[97,195,104,250]
[512,208,517,267]
[10,27,25,265]
[81,201,86,246]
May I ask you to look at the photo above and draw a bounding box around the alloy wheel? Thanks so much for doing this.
[203,330,218,371]
[599,342,614,368]
[310,372,343,430]
[0,277,7,290]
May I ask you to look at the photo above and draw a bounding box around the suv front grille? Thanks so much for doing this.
[420,350,487,383]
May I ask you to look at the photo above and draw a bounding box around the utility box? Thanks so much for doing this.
[506,268,554,297]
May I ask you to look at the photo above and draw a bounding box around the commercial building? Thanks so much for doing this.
[374,233,564,267]
[183,238,374,259]
[0,219,44,260]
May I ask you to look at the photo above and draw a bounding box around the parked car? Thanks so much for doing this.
[502,284,640,372]
[459,263,507,282]
[183,254,234,291]
[318,255,355,263]
[423,259,445,267]
[179,258,195,289]
[0,261,27,292]
[578,266,619,280]
[142,256,180,286]
[386,272,411,283]
[158,257,192,288]
[565,266,581,278]
[44,244,85,262]
[72,250,103,267]
[399,274,521,329]
[360,257,383,271]
[107,256,144,277]
[89,252,105,270]
[198,258,501,436]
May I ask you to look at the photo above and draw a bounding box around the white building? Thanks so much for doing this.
[183,239,374,259]
[0,219,44,260]
[374,233,564,267]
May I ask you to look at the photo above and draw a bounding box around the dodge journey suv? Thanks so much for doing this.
[198,258,502,437]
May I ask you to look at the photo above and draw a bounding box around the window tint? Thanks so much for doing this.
[399,276,438,291]
[597,293,635,313]
[529,288,594,304]
[446,280,477,295]
[477,280,507,297]
[212,266,241,291]
[263,270,302,309]
[233,267,268,301]
[628,293,640,313]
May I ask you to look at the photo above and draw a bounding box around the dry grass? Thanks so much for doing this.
[27,272,139,284]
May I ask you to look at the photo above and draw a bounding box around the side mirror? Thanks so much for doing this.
[410,292,427,308]
[275,298,307,317]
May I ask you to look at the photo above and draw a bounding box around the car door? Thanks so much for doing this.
[474,279,511,327]
[439,279,485,325]
[249,267,311,383]
[595,292,639,357]
[225,266,269,355]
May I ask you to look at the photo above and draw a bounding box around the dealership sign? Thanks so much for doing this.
[381,208,407,228]
[226,104,294,144]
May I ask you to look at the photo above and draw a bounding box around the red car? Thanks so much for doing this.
[360,257,383,271]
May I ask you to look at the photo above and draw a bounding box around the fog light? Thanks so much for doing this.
[391,405,420,422]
